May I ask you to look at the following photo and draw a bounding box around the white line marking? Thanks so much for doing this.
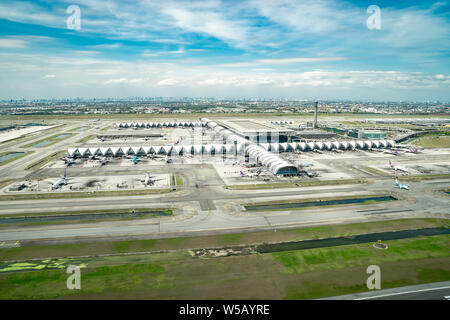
[356,286,450,300]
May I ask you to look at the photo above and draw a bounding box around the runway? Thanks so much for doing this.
[322,281,450,300]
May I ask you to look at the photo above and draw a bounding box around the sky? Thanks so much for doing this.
[0,0,449,101]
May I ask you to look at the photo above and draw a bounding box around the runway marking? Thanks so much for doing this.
[356,286,450,300]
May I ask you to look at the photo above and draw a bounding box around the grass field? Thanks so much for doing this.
[76,134,96,143]
[226,178,366,190]
[0,218,445,262]
[362,166,391,177]
[410,135,450,148]
[0,180,15,190]
[175,176,183,187]
[100,125,113,131]
[22,133,76,148]
[25,150,67,170]
[398,173,450,182]
[0,234,448,299]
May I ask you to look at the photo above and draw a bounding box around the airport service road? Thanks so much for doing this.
[0,179,448,243]
[322,281,450,300]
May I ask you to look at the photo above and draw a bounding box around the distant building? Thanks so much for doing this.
[348,130,387,140]
[323,126,348,135]
[296,130,337,140]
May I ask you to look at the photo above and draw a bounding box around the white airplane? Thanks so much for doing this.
[395,179,409,190]
[405,147,422,154]
[240,169,261,177]
[99,156,107,165]
[61,157,75,167]
[389,160,408,173]
[224,159,239,165]
[49,173,70,190]
[139,173,161,186]
[384,149,400,156]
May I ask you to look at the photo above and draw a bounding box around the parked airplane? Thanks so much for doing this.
[148,154,164,160]
[99,156,107,165]
[395,179,409,190]
[224,159,239,165]
[389,160,409,173]
[131,155,139,164]
[384,149,400,156]
[406,147,422,154]
[61,157,75,167]
[49,172,70,190]
[299,170,319,178]
[139,173,162,186]
[240,169,261,177]
[165,155,172,163]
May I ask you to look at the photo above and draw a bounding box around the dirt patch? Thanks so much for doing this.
[192,246,253,258]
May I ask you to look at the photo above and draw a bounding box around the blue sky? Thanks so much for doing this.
[0,0,449,101]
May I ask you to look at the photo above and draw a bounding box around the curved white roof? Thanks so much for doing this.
[298,142,307,151]
[307,142,315,150]
[288,142,297,151]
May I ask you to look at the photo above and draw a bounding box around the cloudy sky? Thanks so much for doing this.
[0,0,449,100]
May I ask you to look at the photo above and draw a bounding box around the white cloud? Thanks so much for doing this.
[73,50,102,55]
[0,38,28,48]
[0,1,63,28]
[157,78,181,86]
[88,43,123,50]
[220,57,347,67]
